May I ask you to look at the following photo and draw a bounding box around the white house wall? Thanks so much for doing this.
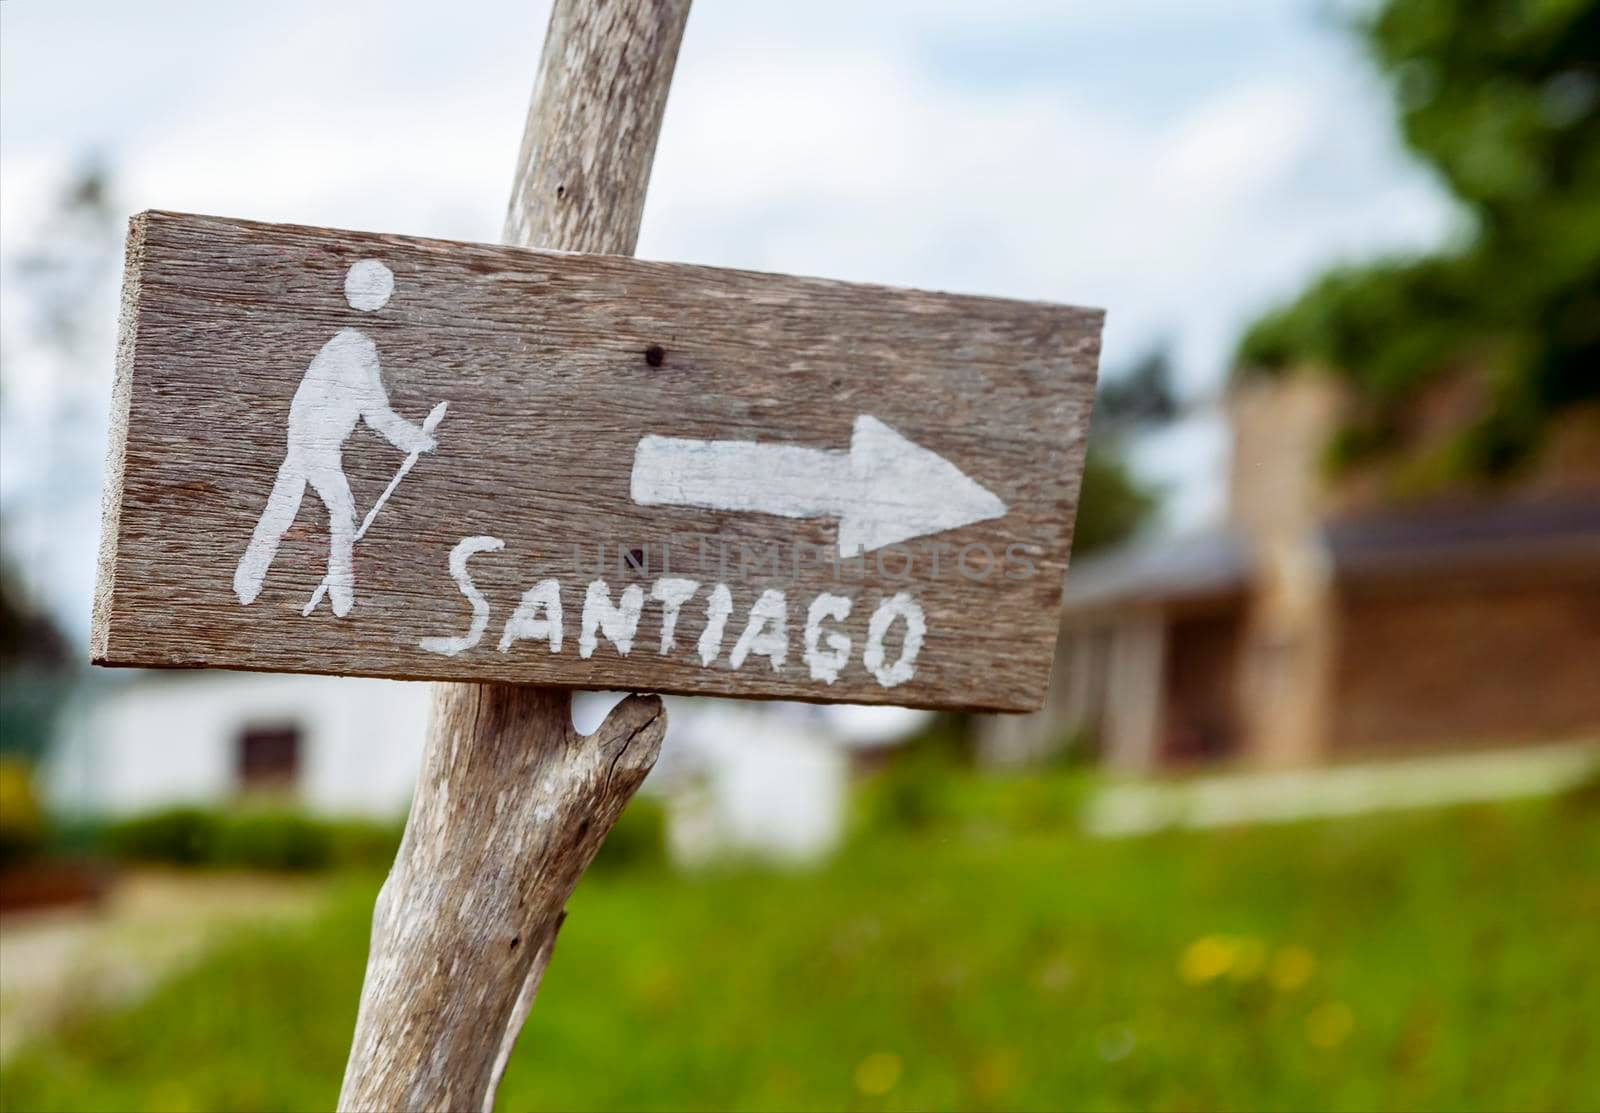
[46,673,431,817]
[46,677,928,866]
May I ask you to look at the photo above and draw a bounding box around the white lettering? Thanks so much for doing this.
[415,537,933,690]
[730,589,788,671]
[418,536,504,656]
[581,580,645,658]
[697,583,734,666]
[863,592,924,687]
[498,578,563,653]
[650,577,699,654]
[804,592,852,683]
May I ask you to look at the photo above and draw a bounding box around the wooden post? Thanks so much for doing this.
[337,3,691,1110]
[93,2,1100,1101]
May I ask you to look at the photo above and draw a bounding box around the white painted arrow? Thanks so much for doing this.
[629,415,1007,557]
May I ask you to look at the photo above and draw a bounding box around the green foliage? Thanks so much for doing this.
[1095,345,1182,428]
[1071,344,1170,555]
[98,807,404,873]
[319,817,412,872]
[851,718,973,835]
[102,807,220,867]
[1236,0,1600,480]
[212,811,330,872]
[0,564,71,671]
[852,717,1097,838]
[5,783,1596,1112]
[1373,0,1600,225]
[1072,447,1157,555]
[0,560,74,762]
[1061,342,1173,557]
[89,802,665,876]
[0,756,45,868]
[589,798,668,874]
[855,758,1097,840]
[1236,255,1485,397]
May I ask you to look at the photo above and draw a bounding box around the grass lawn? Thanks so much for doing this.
[2,775,1596,1112]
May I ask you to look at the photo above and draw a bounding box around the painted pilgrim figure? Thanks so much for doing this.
[233,260,436,617]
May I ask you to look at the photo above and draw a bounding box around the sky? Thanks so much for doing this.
[0,0,1458,638]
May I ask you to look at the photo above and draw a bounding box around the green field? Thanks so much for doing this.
[3,774,1597,1112]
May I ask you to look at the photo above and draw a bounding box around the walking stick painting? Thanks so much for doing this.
[303,399,450,616]
[232,258,447,619]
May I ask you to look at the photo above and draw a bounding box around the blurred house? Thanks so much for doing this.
[650,700,924,866]
[44,670,926,863]
[984,377,1600,770]
[44,672,433,817]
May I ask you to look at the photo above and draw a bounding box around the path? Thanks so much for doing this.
[1085,739,1599,837]
[0,869,324,1061]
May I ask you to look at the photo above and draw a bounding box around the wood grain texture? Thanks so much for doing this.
[505,0,687,254]
[93,211,1102,711]
[339,686,664,1111]
[337,4,689,1111]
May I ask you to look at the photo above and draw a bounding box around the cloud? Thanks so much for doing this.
[0,0,1456,627]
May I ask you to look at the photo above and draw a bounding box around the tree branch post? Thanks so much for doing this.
[338,3,692,1110]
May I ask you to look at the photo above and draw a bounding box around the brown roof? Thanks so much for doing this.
[1062,528,1252,613]
[1062,496,1600,614]
[1324,496,1600,578]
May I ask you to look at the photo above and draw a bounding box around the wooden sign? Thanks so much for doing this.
[92,211,1101,711]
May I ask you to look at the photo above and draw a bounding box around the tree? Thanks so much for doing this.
[1236,0,1600,483]
[0,162,119,763]
[0,560,70,671]
[0,558,72,764]
[1070,343,1175,555]
[1096,343,1181,430]
[1072,448,1156,555]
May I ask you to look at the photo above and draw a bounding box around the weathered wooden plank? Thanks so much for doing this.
[340,4,688,1110]
[93,209,1101,711]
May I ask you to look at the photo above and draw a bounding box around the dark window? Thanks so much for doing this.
[236,724,302,790]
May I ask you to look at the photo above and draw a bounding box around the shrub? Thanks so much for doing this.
[100,807,402,873]
[103,806,222,866]
[852,735,1098,843]
[0,757,45,868]
[324,817,407,870]
[93,802,668,875]
[589,797,666,873]
[212,810,333,871]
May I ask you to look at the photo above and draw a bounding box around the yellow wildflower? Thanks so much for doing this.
[854,1051,903,1096]
[1306,1001,1354,1048]
[1270,945,1317,992]
[1180,935,1236,984]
